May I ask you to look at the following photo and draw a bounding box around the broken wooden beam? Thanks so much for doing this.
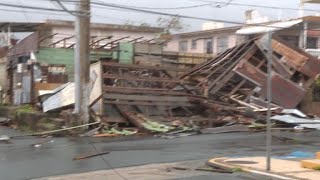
[104,74,182,83]
[102,62,189,72]
[73,151,110,160]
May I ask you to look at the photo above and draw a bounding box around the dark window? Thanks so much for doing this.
[179,40,188,52]
[204,38,213,54]
[217,36,229,53]
[191,39,197,49]
[279,35,299,47]
[307,37,317,49]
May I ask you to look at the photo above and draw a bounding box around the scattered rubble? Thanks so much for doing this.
[2,34,320,138]
[72,151,110,160]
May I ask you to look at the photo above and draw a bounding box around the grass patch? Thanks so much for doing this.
[313,166,320,171]
[231,167,244,172]
[18,124,35,133]
[16,105,36,117]
[38,122,56,130]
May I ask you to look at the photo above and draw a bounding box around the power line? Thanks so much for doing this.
[1,1,320,31]
[87,1,320,31]
[32,0,320,13]
[18,0,30,22]
[0,2,81,13]
[95,2,213,10]
[0,8,69,16]
[0,6,135,24]
[53,0,89,16]
[89,140,129,180]
[89,1,250,25]
[193,0,320,12]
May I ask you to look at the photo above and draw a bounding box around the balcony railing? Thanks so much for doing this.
[305,49,320,58]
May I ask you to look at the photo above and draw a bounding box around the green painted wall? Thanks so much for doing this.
[36,48,112,81]
[118,42,134,64]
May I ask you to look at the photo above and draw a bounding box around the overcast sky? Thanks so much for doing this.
[2,0,320,33]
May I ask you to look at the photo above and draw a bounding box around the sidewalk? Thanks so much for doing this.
[208,156,320,180]
[32,161,216,180]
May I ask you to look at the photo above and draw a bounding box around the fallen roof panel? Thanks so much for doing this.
[236,19,302,35]
[271,115,320,130]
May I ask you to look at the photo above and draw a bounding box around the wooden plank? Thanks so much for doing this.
[104,74,181,83]
[103,86,200,97]
[104,94,189,102]
[196,42,252,88]
[271,38,306,66]
[234,61,267,86]
[104,100,192,107]
[102,117,128,123]
[102,62,189,72]
[271,55,293,78]
[98,36,130,49]
[208,44,258,90]
[179,47,234,79]
[39,33,58,43]
[255,40,293,78]
[90,36,113,46]
[209,71,235,95]
[226,79,246,97]
[226,57,266,97]
[104,86,170,92]
[50,35,75,47]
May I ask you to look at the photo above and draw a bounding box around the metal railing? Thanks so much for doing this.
[305,49,320,58]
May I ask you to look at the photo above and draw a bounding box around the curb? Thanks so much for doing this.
[206,157,294,180]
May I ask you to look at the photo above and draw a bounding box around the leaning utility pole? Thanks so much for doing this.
[74,0,90,125]
[266,30,273,171]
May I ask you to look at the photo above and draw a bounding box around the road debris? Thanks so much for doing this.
[0,135,10,142]
[72,151,110,160]
[31,139,55,148]
[271,115,320,130]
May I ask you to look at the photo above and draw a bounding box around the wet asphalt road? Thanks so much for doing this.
[1,126,320,180]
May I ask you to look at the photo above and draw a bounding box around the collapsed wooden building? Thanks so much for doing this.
[7,28,320,131]
[180,35,320,110]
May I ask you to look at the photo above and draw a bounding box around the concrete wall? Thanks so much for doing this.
[164,33,243,55]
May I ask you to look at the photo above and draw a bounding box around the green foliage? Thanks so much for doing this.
[231,167,244,172]
[315,77,320,86]
[313,166,320,171]
[313,77,320,101]
[16,105,35,117]
[19,124,34,133]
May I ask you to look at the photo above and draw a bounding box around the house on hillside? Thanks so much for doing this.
[165,15,320,57]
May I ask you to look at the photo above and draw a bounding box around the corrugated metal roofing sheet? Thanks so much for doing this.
[271,115,320,130]
[236,19,302,34]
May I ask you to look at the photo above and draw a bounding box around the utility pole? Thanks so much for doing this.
[74,0,90,125]
[266,30,273,171]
